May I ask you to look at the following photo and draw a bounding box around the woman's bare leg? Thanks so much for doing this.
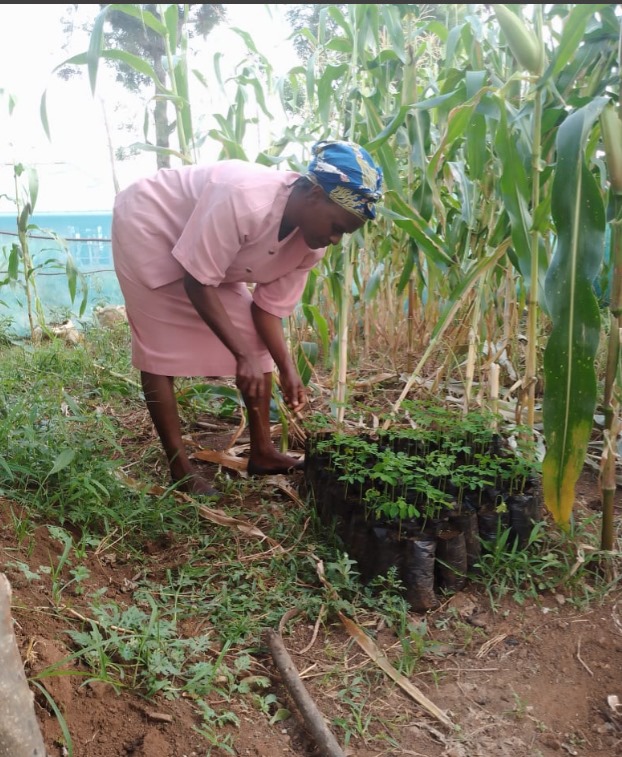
[140,371,217,495]
[244,373,304,475]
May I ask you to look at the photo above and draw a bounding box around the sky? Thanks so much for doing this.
[0,4,298,213]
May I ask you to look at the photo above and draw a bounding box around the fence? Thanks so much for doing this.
[0,211,123,336]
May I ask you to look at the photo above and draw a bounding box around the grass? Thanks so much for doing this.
[0,320,620,753]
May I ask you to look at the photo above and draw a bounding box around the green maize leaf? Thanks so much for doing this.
[326,37,353,54]
[407,110,431,173]
[326,4,351,38]
[495,102,548,303]
[360,101,402,193]
[305,54,316,105]
[65,257,77,304]
[163,4,179,51]
[205,134,247,161]
[129,142,188,162]
[448,161,475,229]
[445,23,465,70]
[363,262,385,302]
[237,73,272,120]
[39,90,51,141]
[542,97,608,528]
[172,69,192,148]
[8,244,20,280]
[428,95,486,176]
[317,64,348,126]
[59,50,165,91]
[86,5,106,94]
[179,383,242,404]
[543,4,609,81]
[107,3,167,35]
[301,304,330,359]
[465,70,487,101]
[396,243,417,295]
[25,166,39,213]
[381,192,454,269]
[380,4,405,54]
[364,105,410,151]
[465,111,486,182]
[296,341,319,387]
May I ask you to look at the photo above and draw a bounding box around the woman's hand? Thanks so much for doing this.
[251,302,307,412]
[279,364,307,413]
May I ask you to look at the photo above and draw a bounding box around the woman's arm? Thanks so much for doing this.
[183,272,265,398]
[251,302,306,412]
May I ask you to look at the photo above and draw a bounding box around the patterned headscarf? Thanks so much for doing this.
[305,139,383,221]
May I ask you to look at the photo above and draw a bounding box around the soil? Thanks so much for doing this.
[2,461,622,757]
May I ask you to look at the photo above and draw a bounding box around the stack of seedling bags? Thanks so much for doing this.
[303,404,541,611]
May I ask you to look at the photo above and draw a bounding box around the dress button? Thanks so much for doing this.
[268,249,275,255]
[245,267,252,272]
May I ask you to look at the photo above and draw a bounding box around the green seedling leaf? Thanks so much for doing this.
[269,708,291,724]
[296,341,319,386]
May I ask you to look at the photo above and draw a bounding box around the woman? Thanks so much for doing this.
[111,139,383,495]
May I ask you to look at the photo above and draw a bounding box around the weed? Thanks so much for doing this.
[31,680,74,757]
[473,515,621,611]
[8,503,34,547]
[193,700,238,755]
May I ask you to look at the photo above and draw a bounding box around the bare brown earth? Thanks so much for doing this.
[3,460,622,757]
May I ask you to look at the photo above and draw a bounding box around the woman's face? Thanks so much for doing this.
[299,186,366,249]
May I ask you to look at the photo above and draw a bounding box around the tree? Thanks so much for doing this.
[59,4,227,170]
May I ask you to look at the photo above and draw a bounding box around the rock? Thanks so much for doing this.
[94,305,127,327]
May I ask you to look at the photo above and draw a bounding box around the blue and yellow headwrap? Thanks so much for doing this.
[305,139,383,221]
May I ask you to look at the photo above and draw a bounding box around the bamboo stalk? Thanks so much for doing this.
[407,275,416,373]
[463,286,482,413]
[490,362,500,429]
[524,67,544,430]
[335,242,354,424]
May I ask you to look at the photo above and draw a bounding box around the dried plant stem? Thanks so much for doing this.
[267,627,345,757]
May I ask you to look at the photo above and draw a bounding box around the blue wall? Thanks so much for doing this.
[0,211,124,335]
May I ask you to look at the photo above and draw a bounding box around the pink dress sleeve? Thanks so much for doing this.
[171,185,249,286]
[252,251,323,318]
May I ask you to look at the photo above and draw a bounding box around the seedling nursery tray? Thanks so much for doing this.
[303,409,542,612]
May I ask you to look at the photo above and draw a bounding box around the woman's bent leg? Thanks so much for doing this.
[244,373,304,475]
[141,371,217,495]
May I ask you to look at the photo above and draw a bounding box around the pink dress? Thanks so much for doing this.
[111,160,326,376]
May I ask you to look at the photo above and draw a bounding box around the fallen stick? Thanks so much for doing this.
[266,628,345,757]
[0,573,48,756]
